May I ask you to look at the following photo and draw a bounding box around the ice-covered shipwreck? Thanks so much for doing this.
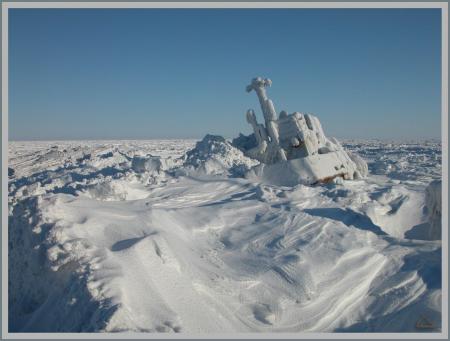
[238,77,368,186]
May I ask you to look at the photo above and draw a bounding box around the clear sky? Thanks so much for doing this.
[9,8,442,141]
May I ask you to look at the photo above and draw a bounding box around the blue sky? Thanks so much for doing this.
[9,8,441,140]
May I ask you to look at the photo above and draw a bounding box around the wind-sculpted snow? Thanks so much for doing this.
[8,139,442,333]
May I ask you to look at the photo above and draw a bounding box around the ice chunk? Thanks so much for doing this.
[183,134,259,177]
[132,155,167,174]
[348,151,369,179]
[425,180,442,240]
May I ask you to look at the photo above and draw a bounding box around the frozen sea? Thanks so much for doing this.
[7,138,442,333]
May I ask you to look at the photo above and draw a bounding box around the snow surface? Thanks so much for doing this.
[8,138,442,333]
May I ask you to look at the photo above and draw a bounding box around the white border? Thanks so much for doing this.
[2,1,448,340]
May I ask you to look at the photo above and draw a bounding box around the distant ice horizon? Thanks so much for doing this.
[8,136,443,143]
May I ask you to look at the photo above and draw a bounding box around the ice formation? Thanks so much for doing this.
[182,134,258,177]
[425,180,442,240]
[132,155,169,175]
[240,77,367,186]
[8,139,442,332]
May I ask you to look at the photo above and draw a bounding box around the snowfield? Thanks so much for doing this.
[8,138,442,333]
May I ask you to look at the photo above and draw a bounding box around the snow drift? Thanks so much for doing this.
[8,139,442,333]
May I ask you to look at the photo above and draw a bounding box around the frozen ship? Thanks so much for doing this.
[241,77,368,186]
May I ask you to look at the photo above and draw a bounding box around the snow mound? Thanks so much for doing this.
[8,196,111,332]
[182,134,259,177]
[80,177,152,201]
[9,176,442,332]
[83,150,130,170]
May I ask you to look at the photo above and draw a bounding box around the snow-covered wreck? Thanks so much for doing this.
[237,77,368,186]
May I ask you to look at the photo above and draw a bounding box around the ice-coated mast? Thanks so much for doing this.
[246,77,286,161]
